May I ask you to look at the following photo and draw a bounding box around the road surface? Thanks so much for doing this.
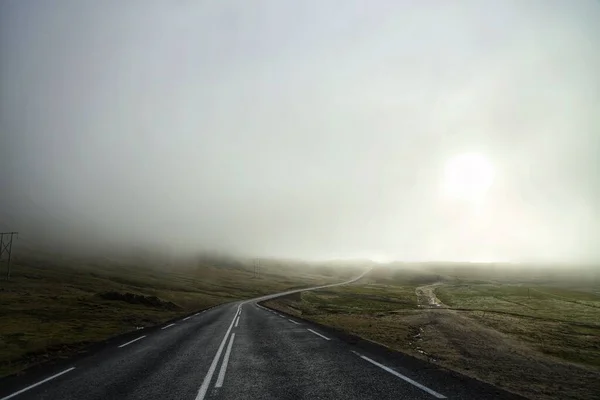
[0,270,522,400]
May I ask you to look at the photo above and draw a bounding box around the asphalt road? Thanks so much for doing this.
[0,271,523,400]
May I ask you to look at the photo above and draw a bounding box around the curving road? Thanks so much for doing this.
[0,270,523,400]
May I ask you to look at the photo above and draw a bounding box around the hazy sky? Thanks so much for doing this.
[2,1,600,262]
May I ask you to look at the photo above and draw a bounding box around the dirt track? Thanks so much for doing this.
[408,283,600,400]
[415,282,447,308]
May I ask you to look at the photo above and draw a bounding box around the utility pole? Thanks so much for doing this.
[0,232,18,280]
[253,258,260,279]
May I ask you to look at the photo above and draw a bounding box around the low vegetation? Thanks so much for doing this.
[265,263,600,400]
[0,250,360,377]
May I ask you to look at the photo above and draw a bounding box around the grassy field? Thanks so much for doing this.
[265,264,600,400]
[0,250,361,377]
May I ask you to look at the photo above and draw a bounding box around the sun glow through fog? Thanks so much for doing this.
[443,153,495,204]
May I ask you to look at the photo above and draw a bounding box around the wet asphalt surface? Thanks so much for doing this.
[0,276,525,400]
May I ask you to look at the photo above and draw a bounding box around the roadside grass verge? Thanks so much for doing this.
[265,264,600,400]
[0,252,358,377]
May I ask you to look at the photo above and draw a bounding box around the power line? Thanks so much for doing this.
[0,231,18,280]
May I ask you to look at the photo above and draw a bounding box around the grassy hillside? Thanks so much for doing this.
[0,251,362,377]
[265,264,600,400]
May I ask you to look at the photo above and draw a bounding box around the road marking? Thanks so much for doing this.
[287,319,300,325]
[162,323,176,330]
[215,333,236,388]
[307,329,330,341]
[183,316,191,321]
[235,316,240,327]
[0,367,76,400]
[276,313,285,317]
[118,335,146,348]
[195,305,240,400]
[351,351,446,398]
[194,313,200,316]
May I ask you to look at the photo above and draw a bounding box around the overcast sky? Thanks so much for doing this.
[2,0,599,262]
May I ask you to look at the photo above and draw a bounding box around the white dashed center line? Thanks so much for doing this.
[195,305,240,400]
[161,323,176,330]
[287,319,300,325]
[215,333,236,388]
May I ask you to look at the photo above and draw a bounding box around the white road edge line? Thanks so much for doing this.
[161,323,176,330]
[183,316,191,321]
[214,333,236,388]
[307,329,331,341]
[287,319,300,325]
[234,316,240,327]
[195,305,240,400]
[0,367,76,400]
[118,335,146,348]
[351,351,446,399]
